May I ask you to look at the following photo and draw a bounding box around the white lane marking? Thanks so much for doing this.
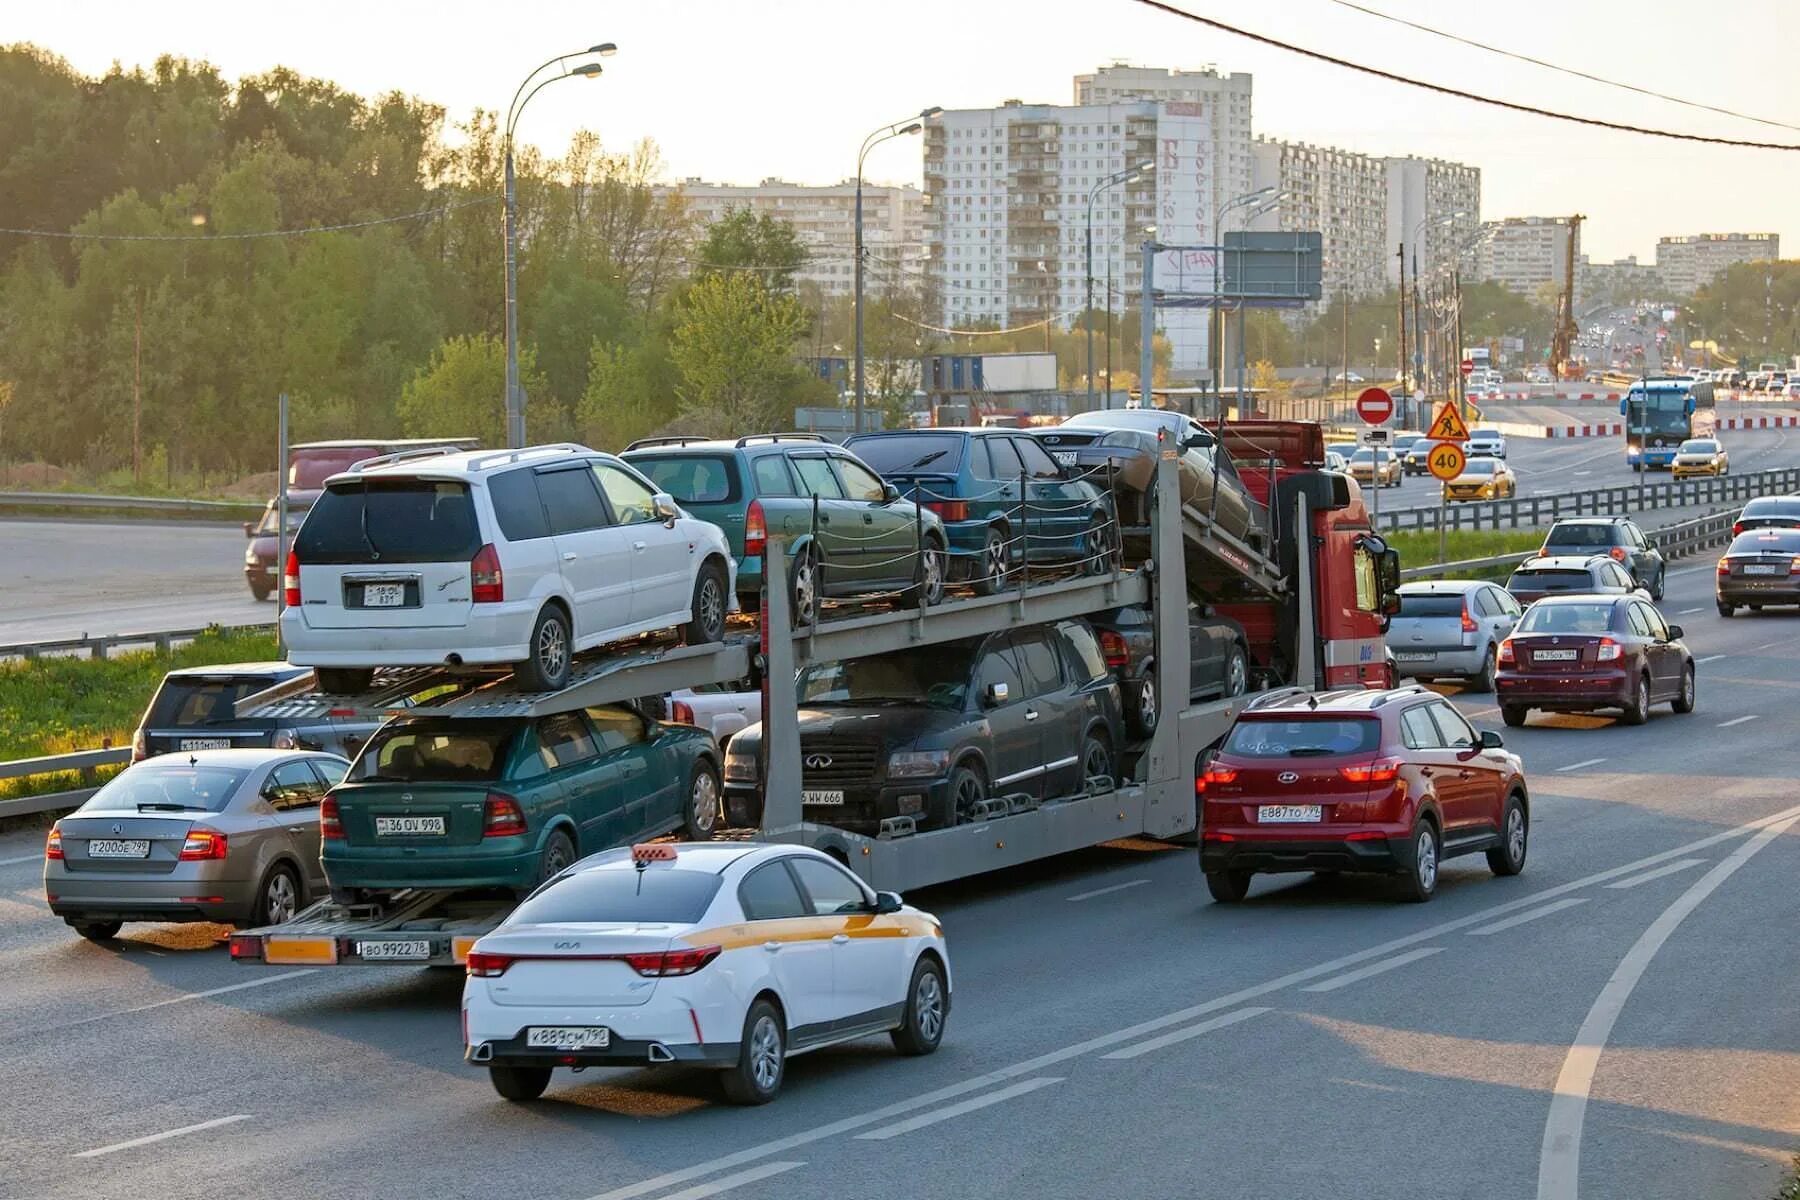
[48,971,316,1032]
[1695,655,1726,664]
[855,1078,1063,1141]
[1754,641,1786,651]
[1605,859,1706,890]
[75,1114,252,1158]
[1101,1007,1270,1060]
[1555,758,1607,773]
[1536,814,1800,1200]
[658,1163,806,1200]
[1066,878,1150,902]
[1677,607,1704,615]
[1467,897,1588,936]
[1301,947,1445,993]
[0,853,43,867]
[580,803,1800,1200]
[1718,715,1760,728]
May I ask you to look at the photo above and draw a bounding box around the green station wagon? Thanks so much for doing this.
[321,707,720,899]
[621,435,947,624]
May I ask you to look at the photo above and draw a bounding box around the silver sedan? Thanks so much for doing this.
[44,748,345,942]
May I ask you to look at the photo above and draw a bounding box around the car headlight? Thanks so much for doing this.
[887,750,950,779]
[723,748,758,783]
[245,548,260,565]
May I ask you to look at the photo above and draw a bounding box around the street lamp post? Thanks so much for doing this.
[1212,186,1277,420]
[855,108,940,435]
[1236,195,1286,411]
[1085,161,1154,409]
[504,43,614,448]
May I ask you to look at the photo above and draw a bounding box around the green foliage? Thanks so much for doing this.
[1386,528,1544,577]
[693,207,808,295]
[1686,259,1800,364]
[397,334,548,448]
[669,272,825,436]
[579,338,680,451]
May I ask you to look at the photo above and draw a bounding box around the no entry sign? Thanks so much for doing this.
[1355,387,1393,425]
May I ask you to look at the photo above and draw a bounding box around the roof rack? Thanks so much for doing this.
[465,443,593,472]
[1378,682,1432,702]
[623,436,715,452]
[346,445,468,474]
[735,433,828,448]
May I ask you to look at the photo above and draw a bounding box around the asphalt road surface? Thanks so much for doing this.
[0,565,1794,1200]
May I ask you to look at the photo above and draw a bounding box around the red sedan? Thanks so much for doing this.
[1495,595,1696,727]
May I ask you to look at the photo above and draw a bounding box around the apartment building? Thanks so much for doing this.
[1655,233,1780,295]
[1474,216,1581,300]
[1383,156,1482,287]
[1248,137,1388,300]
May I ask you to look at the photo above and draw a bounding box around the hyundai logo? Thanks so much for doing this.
[1278,771,1300,784]
[805,754,833,769]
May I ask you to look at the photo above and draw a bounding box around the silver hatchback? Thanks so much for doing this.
[1388,581,1522,691]
[45,748,345,942]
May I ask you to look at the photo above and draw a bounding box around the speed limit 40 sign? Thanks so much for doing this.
[1428,442,1467,481]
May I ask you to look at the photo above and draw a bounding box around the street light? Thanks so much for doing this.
[1085,160,1154,408]
[503,43,615,448]
[855,107,940,435]
[1399,210,1463,417]
[1213,188,1282,414]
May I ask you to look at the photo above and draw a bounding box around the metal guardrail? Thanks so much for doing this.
[0,747,132,821]
[1399,506,1739,582]
[1377,466,1800,535]
[0,490,264,518]
[0,622,275,661]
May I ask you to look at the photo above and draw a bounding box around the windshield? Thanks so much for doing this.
[253,504,309,536]
[1545,523,1619,548]
[844,434,965,474]
[627,454,736,504]
[1222,718,1380,757]
[1469,429,1500,440]
[146,675,286,726]
[799,650,971,710]
[1458,459,1498,476]
[1679,440,1719,455]
[510,867,723,925]
[1739,498,1800,521]
[1396,592,1467,618]
[1508,568,1596,592]
[83,764,248,812]
[291,447,378,490]
[1624,390,1691,435]
[1516,602,1617,634]
[1728,531,1800,555]
[1349,448,1392,464]
[350,721,517,782]
[1062,409,1185,435]
[295,480,481,565]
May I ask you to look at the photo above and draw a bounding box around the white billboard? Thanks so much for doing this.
[1153,103,1215,380]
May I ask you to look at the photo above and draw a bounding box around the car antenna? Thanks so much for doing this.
[188,754,198,766]
[1306,695,1318,709]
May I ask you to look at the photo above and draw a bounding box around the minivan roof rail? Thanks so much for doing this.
[622,436,714,452]
[736,433,828,447]
[346,445,468,473]
[466,443,594,472]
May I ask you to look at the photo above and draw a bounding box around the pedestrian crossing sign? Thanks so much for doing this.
[1428,401,1471,442]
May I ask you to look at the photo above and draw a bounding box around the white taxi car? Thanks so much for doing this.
[462,843,950,1105]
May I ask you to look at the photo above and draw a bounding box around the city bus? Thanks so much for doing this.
[1621,377,1713,470]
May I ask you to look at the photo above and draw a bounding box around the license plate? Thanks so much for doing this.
[1744,564,1784,575]
[375,815,446,836]
[527,1026,611,1050]
[87,839,150,858]
[1395,652,1434,662]
[1535,649,1578,662]
[179,738,232,751]
[358,939,432,961]
[363,583,406,607]
[1052,451,1077,466]
[1259,805,1322,823]
[802,789,845,806]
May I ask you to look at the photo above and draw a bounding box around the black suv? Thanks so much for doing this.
[722,621,1124,834]
[1538,517,1666,600]
[132,664,387,762]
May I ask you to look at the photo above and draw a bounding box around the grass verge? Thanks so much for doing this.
[1775,1154,1800,1200]
[1388,528,1545,580]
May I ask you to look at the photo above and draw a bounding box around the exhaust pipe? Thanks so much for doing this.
[445,653,464,667]
[647,1043,676,1064]
[469,1042,493,1063]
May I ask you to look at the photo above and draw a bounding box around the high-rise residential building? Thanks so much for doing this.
[1474,216,1582,301]
[1383,156,1482,288]
[1248,137,1388,300]
[1654,233,1780,295]
[656,177,926,299]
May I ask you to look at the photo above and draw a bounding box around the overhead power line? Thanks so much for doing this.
[0,196,498,242]
[1326,0,1800,134]
[891,307,1087,336]
[1127,0,1800,151]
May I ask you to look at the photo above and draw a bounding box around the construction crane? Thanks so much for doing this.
[1549,214,1585,380]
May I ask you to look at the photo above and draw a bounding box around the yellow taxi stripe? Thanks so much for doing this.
[683,914,936,950]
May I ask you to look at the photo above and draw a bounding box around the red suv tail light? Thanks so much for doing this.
[178,829,229,860]
[1098,629,1130,669]
[623,946,721,977]
[745,500,767,557]
[1461,605,1477,633]
[1608,546,1627,562]
[1340,758,1402,784]
[1195,764,1238,797]
[924,499,968,522]
[1594,638,1624,662]
[45,827,63,860]
[483,793,527,838]
[283,549,301,607]
[320,795,344,840]
[466,951,512,978]
[470,543,504,603]
[1497,639,1515,666]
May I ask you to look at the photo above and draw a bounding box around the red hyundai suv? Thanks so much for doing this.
[1198,685,1529,903]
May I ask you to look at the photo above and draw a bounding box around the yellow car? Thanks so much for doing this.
[1347,446,1402,488]
[1442,456,1517,502]
[1671,437,1728,478]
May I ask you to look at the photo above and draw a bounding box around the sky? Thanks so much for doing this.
[12,0,1800,262]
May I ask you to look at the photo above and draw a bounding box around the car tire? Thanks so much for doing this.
[1080,729,1114,789]
[1469,645,1497,693]
[789,548,820,627]
[316,668,375,695]
[247,864,302,928]
[1398,817,1439,903]
[1671,664,1696,714]
[1501,704,1528,728]
[526,830,576,898]
[683,562,728,645]
[1486,795,1528,876]
[890,955,948,1057]
[902,535,947,610]
[1126,673,1159,738]
[682,760,721,840]
[1717,602,1734,618]
[488,1065,552,1102]
[66,919,122,942]
[1222,643,1249,698]
[719,997,785,1105]
[250,582,273,602]
[974,527,1010,596]
[1650,568,1665,602]
[1084,513,1120,575]
[1205,870,1253,903]
[948,762,988,825]
[1622,672,1651,726]
[515,605,572,692]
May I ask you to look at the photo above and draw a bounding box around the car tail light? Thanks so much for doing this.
[1717,558,1731,576]
[178,829,229,860]
[470,543,504,603]
[45,828,63,860]
[466,951,512,978]
[1461,605,1477,633]
[623,946,722,977]
[1732,521,1744,535]
[1497,639,1516,666]
[228,934,262,960]
[1608,546,1627,562]
[670,700,696,725]
[1789,557,1800,576]
[924,499,969,522]
[1340,758,1403,784]
[1201,764,1238,791]
[1595,638,1624,662]
[1098,629,1130,669]
[283,549,301,607]
[483,793,526,838]
[745,500,767,557]
[320,795,344,840]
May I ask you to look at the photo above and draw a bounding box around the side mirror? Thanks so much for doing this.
[1479,730,1505,750]
[651,492,680,525]
[243,522,255,536]
[873,890,903,915]
[882,481,901,502]
[1645,538,1658,550]
[1666,623,1684,640]
[985,681,1010,706]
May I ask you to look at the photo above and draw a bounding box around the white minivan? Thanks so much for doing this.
[281,444,737,694]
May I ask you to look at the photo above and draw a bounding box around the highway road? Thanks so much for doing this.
[0,565,1794,1200]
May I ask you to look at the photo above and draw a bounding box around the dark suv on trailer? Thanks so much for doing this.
[132,664,387,762]
[721,621,1124,834]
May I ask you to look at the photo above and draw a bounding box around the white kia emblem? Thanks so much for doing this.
[1278,771,1299,784]
[805,755,833,769]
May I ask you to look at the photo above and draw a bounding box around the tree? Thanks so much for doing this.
[397,333,545,447]
[691,207,808,295]
[668,272,821,435]
[1686,260,1800,363]
[578,337,679,451]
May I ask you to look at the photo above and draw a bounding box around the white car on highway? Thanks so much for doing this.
[462,843,951,1104]
[280,444,738,694]
[1463,427,1508,459]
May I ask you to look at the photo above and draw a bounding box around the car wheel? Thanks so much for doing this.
[316,668,375,695]
[1717,602,1735,618]
[890,955,948,1056]
[1622,672,1651,726]
[66,919,122,942]
[903,535,947,610]
[683,562,728,645]
[249,864,302,928]
[789,548,820,627]
[1650,568,1665,602]
[974,527,1010,596]
[1469,645,1497,693]
[719,998,785,1105]
[1222,643,1249,698]
[516,605,572,692]
[948,762,988,824]
[1486,795,1528,876]
[1127,673,1159,738]
[1205,870,1253,903]
[1671,663,1696,714]
[683,760,721,840]
[488,1065,552,1102]
[1398,817,1439,903]
[1084,513,1120,576]
[1080,730,1114,788]
[528,830,576,896]
[1501,704,1528,728]
[250,582,273,602]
